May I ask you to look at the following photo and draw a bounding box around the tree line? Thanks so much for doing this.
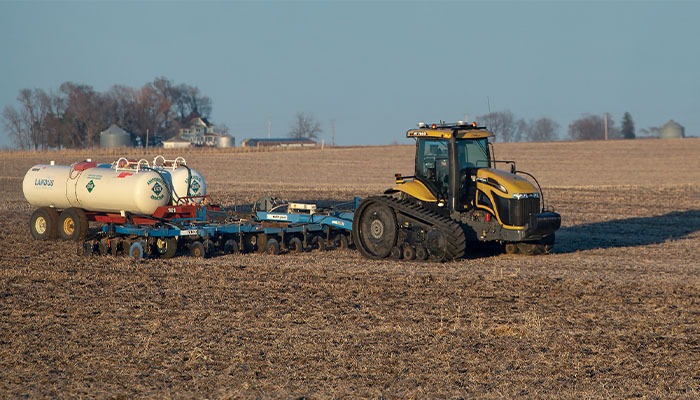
[2,77,216,150]
[476,110,636,142]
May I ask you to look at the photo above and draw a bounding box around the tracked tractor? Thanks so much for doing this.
[352,121,561,261]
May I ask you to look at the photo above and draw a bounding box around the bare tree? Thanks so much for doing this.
[568,114,606,141]
[477,110,518,142]
[523,117,560,142]
[289,112,322,140]
[2,105,27,149]
[60,82,106,148]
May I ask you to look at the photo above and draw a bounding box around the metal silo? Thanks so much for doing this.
[659,120,685,139]
[216,135,234,148]
[100,125,132,148]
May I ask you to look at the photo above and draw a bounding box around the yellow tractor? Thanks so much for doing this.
[352,121,561,261]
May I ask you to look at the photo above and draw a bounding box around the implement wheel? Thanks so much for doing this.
[353,199,397,259]
[156,237,178,259]
[265,238,281,255]
[288,237,303,253]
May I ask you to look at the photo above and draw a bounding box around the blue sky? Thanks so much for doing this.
[1,1,698,147]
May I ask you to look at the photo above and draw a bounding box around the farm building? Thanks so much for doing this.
[99,125,132,148]
[659,120,685,139]
[241,137,317,148]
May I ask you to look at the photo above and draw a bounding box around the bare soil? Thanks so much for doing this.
[1,139,699,398]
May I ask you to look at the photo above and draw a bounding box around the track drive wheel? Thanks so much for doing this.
[30,207,59,240]
[352,198,398,259]
[58,208,89,241]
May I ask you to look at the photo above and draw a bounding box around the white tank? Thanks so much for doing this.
[169,167,207,203]
[151,156,207,204]
[23,161,170,215]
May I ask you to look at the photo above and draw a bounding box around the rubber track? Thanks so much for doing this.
[363,195,467,262]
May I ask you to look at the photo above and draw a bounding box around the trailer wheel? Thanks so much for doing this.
[30,207,59,241]
[58,208,88,241]
[288,237,303,253]
[223,239,239,254]
[190,241,205,258]
[265,238,281,255]
[155,237,178,259]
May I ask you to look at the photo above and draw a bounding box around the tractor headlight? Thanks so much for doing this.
[512,192,540,200]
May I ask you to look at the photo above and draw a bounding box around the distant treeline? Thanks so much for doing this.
[1,77,217,150]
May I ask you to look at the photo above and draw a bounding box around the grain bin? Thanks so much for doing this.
[216,135,234,148]
[100,125,132,148]
[659,120,685,139]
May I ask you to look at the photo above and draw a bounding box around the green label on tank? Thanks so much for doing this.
[148,177,165,201]
[86,180,95,193]
[190,178,201,194]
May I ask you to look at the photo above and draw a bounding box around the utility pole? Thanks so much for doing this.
[330,118,336,147]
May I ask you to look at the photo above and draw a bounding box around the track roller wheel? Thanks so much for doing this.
[390,246,402,259]
[30,207,59,240]
[288,237,303,253]
[223,239,239,254]
[129,241,145,259]
[415,246,428,261]
[156,237,178,259]
[402,245,416,260]
[58,208,89,241]
[353,199,397,259]
[190,241,205,258]
[310,235,325,252]
[264,238,281,255]
[504,243,519,255]
[517,242,536,255]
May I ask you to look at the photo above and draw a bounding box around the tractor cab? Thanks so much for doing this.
[395,121,494,212]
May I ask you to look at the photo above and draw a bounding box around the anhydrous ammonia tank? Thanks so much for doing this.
[23,161,170,215]
[168,167,207,203]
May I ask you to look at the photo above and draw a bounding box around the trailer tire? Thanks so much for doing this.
[30,207,58,241]
[58,208,88,241]
[203,239,215,257]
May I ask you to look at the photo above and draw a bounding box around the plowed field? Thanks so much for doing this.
[1,139,699,398]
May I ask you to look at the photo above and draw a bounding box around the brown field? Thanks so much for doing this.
[1,139,699,398]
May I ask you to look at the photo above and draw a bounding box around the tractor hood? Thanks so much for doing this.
[475,168,538,197]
